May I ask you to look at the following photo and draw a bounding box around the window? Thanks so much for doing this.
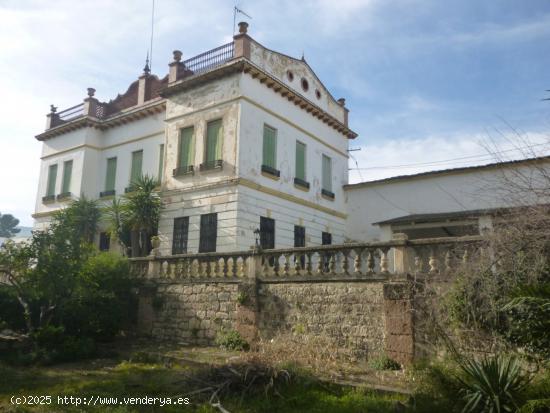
[99,232,111,251]
[61,160,72,194]
[260,217,275,249]
[46,164,57,196]
[158,144,164,182]
[203,119,222,169]
[172,217,189,254]
[101,157,117,197]
[199,213,217,253]
[294,225,305,247]
[130,150,143,185]
[321,154,334,198]
[322,231,332,245]
[261,125,279,176]
[176,126,194,175]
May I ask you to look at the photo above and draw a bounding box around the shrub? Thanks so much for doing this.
[456,355,528,413]
[32,325,96,363]
[368,354,401,371]
[236,291,248,305]
[215,329,249,351]
[518,399,550,413]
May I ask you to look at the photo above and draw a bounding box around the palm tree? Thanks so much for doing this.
[102,198,130,255]
[122,175,162,257]
[54,196,100,244]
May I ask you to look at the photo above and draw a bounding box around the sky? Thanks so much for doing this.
[1,0,550,226]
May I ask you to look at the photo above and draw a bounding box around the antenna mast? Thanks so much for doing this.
[233,5,252,35]
[149,0,156,72]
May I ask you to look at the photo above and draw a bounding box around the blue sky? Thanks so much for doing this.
[1,0,549,225]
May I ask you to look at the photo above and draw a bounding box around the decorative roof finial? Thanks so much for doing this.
[172,50,182,62]
[301,51,305,61]
[238,21,249,34]
[50,104,57,113]
[143,51,151,75]
[87,88,96,98]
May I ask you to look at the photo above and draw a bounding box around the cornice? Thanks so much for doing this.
[35,100,166,141]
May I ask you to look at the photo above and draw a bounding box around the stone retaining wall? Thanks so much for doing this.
[138,277,416,364]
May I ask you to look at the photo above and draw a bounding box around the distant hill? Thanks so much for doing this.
[0,226,33,245]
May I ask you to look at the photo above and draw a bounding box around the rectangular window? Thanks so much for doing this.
[205,120,222,164]
[322,154,332,191]
[199,213,217,253]
[130,150,143,184]
[262,125,277,169]
[178,127,194,170]
[99,232,111,251]
[172,217,189,255]
[260,217,275,249]
[158,144,164,183]
[105,157,117,191]
[46,164,58,196]
[61,160,73,194]
[295,141,306,181]
[322,231,332,245]
[294,225,305,248]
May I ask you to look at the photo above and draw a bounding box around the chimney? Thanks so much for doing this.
[168,50,183,83]
[233,21,251,59]
[337,98,349,127]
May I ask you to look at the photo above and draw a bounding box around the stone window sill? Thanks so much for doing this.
[173,165,195,177]
[321,189,335,200]
[293,177,310,191]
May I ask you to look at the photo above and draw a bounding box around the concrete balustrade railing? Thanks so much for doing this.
[128,234,484,280]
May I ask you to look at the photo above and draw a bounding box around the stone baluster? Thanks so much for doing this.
[161,260,169,277]
[428,248,439,274]
[191,259,199,277]
[283,254,290,276]
[380,248,389,273]
[293,253,301,275]
[230,257,237,277]
[236,256,244,277]
[329,252,336,274]
[366,250,375,274]
[316,252,323,275]
[462,248,469,266]
[354,248,362,275]
[306,253,313,275]
[444,249,452,273]
[414,252,423,274]
[342,250,350,275]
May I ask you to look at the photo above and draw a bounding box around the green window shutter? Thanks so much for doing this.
[262,125,277,168]
[158,144,164,182]
[295,141,306,180]
[322,154,332,191]
[46,164,58,196]
[179,127,194,168]
[130,150,143,184]
[61,160,73,193]
[105,157,117,191]
[206,120,222,163]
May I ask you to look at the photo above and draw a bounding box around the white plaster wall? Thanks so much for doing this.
[345,162,550,242]
[158,184,239,255]
[235,185,346,250]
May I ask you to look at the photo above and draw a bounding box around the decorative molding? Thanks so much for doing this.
[40,130,164,160]
[238,178,347,219]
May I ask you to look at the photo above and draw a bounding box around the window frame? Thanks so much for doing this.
[61,160,73,194]
[46,164,58,197]
[203,119,223,167]
[199,213,218,253]
[260,216,275,250]
[129,150,143,185]
[172,216,190,255]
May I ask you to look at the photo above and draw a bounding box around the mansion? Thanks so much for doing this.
[33,23,549,254]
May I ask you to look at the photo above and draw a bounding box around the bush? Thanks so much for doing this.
[32,325,96,363]
[60,252,135,341]
[215,329,249,351]
[368,354,401,371]
[456,355,528,413]
[518,399,550,413]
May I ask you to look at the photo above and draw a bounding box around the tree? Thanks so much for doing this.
[122,175,162,257]
[102,198,130,255]
[0,213,21,238]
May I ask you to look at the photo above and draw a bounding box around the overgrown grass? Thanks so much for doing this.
[0,358,409,413]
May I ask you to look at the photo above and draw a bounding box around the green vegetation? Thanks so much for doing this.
[215,329,249,351]
[368,354,401,371]
[0,212,20,238]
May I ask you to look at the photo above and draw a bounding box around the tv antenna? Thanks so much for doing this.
[233,5,252,34]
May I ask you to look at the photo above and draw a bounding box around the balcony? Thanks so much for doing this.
[294,177,310,190]
[321,189,335,200]
[200,159,223,171]
[261,165,280,178]
[100,189,116,198]
[42,195,55,204]
[173,165,194,177]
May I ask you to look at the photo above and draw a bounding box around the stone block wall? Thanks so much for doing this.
[138,281,241,345]
[256,281,386,359]
[138,277,417,364]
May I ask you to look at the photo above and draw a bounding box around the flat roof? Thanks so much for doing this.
[345,155,550,189]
